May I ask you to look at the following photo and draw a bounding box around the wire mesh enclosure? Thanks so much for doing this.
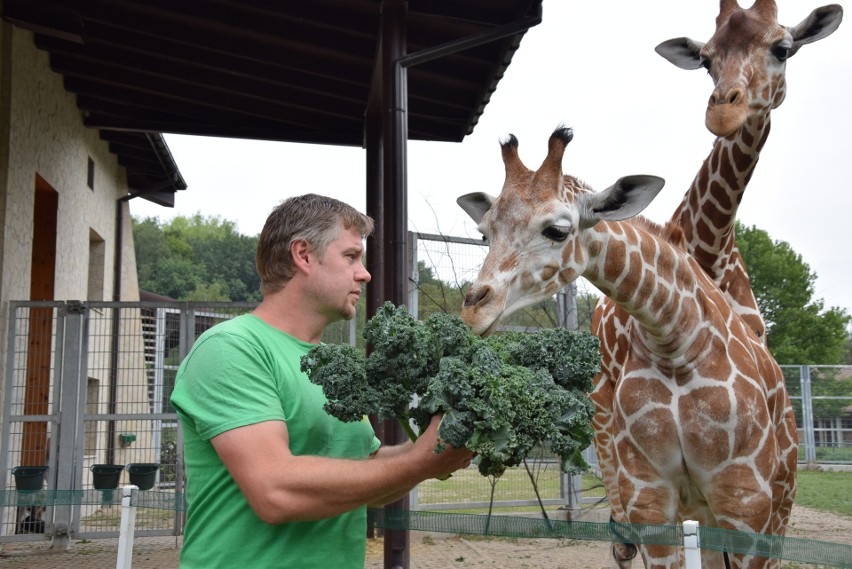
[0,301,257,543]
[1,233,849,547]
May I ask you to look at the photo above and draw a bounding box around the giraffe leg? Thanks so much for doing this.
[610,516,638,569]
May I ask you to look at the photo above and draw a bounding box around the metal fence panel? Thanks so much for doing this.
[1,301,261,543]
[2,238,850,541]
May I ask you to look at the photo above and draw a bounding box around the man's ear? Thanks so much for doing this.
[290,239,313,274]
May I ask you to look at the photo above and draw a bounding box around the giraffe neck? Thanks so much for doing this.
[675,113,771,278]
[582,220,715,359]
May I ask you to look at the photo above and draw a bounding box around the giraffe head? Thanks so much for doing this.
[457,127,665,336]
[655,0,843,137]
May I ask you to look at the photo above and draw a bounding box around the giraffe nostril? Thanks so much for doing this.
[709,88,744,107]
[726,88,743,105]
[463,285,493,309]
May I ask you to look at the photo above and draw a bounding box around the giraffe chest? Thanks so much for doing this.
[613,362,775,472]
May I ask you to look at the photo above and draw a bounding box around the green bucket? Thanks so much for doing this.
[127,463,159,490]
[11,466,48,491]
[91,464,124,490]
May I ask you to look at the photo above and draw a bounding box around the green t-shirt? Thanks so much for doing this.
[170,314,381,569]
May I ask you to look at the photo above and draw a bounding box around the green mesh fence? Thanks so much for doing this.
[700,526,852,568]
[0,489,185,510]
[3,491,850,568]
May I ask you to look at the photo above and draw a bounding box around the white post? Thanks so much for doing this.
[683,520,701,569]
[116,485,139,569]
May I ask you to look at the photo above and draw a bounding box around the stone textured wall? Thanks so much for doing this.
[3,27,132,303]
[0,25,145,462]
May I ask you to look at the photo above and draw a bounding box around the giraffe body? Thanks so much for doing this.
[591,3,840,563]
[458,128,797,569]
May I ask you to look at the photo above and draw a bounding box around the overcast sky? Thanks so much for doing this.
[131,1,852,317]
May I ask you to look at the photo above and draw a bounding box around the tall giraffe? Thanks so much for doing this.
[591,3,841,563]
[658,0,843,340]
[458,127,798,569]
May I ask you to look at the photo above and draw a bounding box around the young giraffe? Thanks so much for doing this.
[591,2,841,563]
[458,127,798,569]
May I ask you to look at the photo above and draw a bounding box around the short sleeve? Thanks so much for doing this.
[172,331,286,441]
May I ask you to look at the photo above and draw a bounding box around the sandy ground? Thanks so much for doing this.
[1,505,849,568]
[362,504,852,569]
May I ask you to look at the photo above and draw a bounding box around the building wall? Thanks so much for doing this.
[1,26,137,303]
[0,23,142,454]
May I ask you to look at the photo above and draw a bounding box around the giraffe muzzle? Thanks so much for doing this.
[463,284,493,310]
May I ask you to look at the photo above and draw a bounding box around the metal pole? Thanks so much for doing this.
[682,520,701,569]
[53,301,87,550]
[115,485,138,569]
[381,1,410,567]
[801,365,817,465]
[556,283,578,331]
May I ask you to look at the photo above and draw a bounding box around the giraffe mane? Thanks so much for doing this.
[562,174,595,194]
[625,216,689,251]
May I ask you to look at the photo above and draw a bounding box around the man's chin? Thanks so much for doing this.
[341,304,357,321]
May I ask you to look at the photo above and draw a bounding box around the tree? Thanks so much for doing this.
[575,291,600,332]
[844,327,852,365]
[736,222,850,365]
[132,214,261,302]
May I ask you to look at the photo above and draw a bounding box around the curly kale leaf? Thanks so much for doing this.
[300,343,373,422]
[424,310,476,359]
[487,328,601,392]
[544,388,597,474]
[363,303,439,408]
[302,301,601,478]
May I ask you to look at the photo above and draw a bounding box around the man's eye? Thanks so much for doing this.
[542,225,570,242]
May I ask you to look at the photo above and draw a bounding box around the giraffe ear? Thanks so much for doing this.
[655,37,706,70]
[457,192,496,225]
[578,175,666,229]
[787,4,843,57]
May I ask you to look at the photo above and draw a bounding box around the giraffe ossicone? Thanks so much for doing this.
[459,127,797,569]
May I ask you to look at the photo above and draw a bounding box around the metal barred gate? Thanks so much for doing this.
[0,300,257,546]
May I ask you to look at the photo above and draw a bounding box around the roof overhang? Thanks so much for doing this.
[3,0,542,206]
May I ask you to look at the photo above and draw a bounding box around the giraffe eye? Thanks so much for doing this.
[771,43,791,62]
[541,225,570,242]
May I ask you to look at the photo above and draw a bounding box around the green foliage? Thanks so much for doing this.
[575,292,600,331]
[301,302,601,478]
[299,344,371,422]
[736,222,851,364]
[485,329,601,392]
[809,367,852,418]
[132,213,261,301]
[182,282,231,302]
[844,329,852,365]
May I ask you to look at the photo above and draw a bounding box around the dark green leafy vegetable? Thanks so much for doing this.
[300,302,601,477]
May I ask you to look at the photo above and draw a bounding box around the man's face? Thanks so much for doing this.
[311,226,371,322]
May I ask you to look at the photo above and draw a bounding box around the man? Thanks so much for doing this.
[170,194,473,568]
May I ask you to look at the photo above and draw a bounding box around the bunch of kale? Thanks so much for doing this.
[300,302,601,477]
